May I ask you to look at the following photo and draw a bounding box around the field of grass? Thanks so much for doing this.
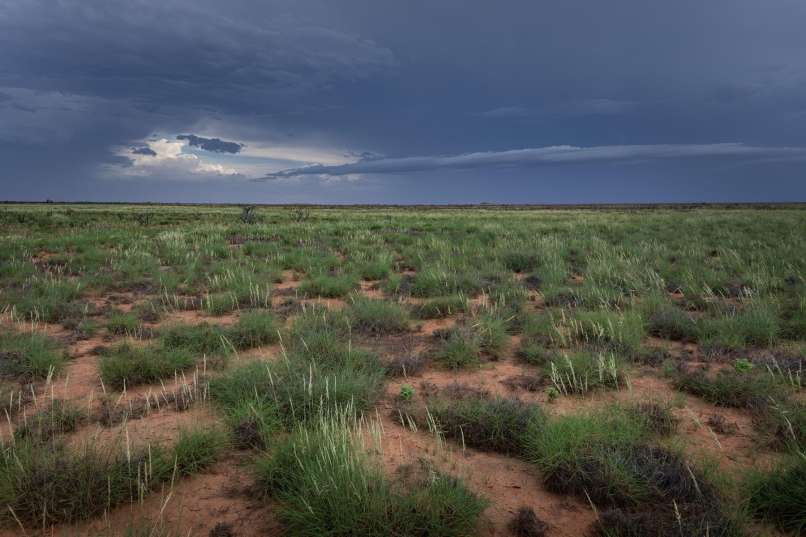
[0,203,805,536]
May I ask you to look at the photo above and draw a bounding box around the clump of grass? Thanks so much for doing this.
[523,408,739,536]
[547,353,625,396]
[170,428,228,476]
[254,412,486,537]
[0,330,65,380]
[106,311,142,336]
[517,342,554,366]
[14,399,85,441]
[299,274,357,298]
[225,310,280,348]
[358,258,392,280]
[347,296,409,335]
[502,252,540,273]
[508,507,548,537]
[400,386,544,455]
[474,313,509,358]
[202,292,239,315]
[626,401,678,436]
[228,398,283,450]
[672,367,793,409]
[9,277,83,323]
[0,427,225,526]
[571,310,646,355]
[433,328,481,369]
[747,454,806,535]
[99,342,196,390]
[412,295,467,319]
[756,401,806,452]
[160,323,231,355]
[700,302,780,349]
[647,304,699,342]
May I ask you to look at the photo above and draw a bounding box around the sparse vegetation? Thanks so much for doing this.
[0,204,804,537]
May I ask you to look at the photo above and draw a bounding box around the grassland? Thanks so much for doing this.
[0,203,804,536]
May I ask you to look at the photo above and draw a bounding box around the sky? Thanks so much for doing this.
[2,0,806,204]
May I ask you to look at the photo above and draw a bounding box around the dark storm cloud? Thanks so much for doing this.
[1,0,806,201]
[263,144,806,178]
[131,146,157,156]
[176,135,244,154]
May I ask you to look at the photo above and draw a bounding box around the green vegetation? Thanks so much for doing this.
[99,342,196,390]
[0,330,65,379]
[747,454,806,534]
[1,204,805,537]
[254,413,486,537]
[0,428,225,526]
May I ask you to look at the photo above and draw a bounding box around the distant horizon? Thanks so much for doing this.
[4,200,806,209]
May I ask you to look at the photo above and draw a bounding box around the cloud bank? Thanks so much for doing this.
[263,143,806,179]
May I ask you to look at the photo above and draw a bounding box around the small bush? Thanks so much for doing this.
[508,507,547,537]
[502,252,540,273]
[647,305,699,342]
[299,274,357,298]
[405,390,544,455]
[99,343,196,390]
[700,303,780,349]
[106,311,142,336]
[0,427,224,526]
[255,414,485,537]
[474,313,509,358]
[171,428,228,476]
[433,329,481,369]
[0,330,65,379]
[161,323,229,355]
[14,400,84,441]
[412,295,467,319]
[747,454,806,534]
[547,353,625,395]
[672,368,793,409]
[347,297,409,335]
[202,292,240,315]
[226,310,280,349]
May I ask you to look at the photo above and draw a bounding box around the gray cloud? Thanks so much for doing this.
[177,134,244,154]
[264,143,806,178]
[131,146,157,156]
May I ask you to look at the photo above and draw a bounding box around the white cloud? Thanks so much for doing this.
[108,137,240,179]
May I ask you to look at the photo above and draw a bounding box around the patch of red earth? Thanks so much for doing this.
[359,280,384,299]
[65,404,222,451]
[645,336,700,361]
[417,317,457,336]
[41,335,106,402]
[150,310,240,327]
[274,270,301,291]
[83,292,139,313]
[374,412,596,537]
[386,361,541,405]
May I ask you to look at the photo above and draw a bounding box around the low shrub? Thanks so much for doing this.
[747,454,806,535]
[0,330,65,379]
[347,297,409,335]
[254,414,486,537]
[412,295,467,319]
[99,342,196,390]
